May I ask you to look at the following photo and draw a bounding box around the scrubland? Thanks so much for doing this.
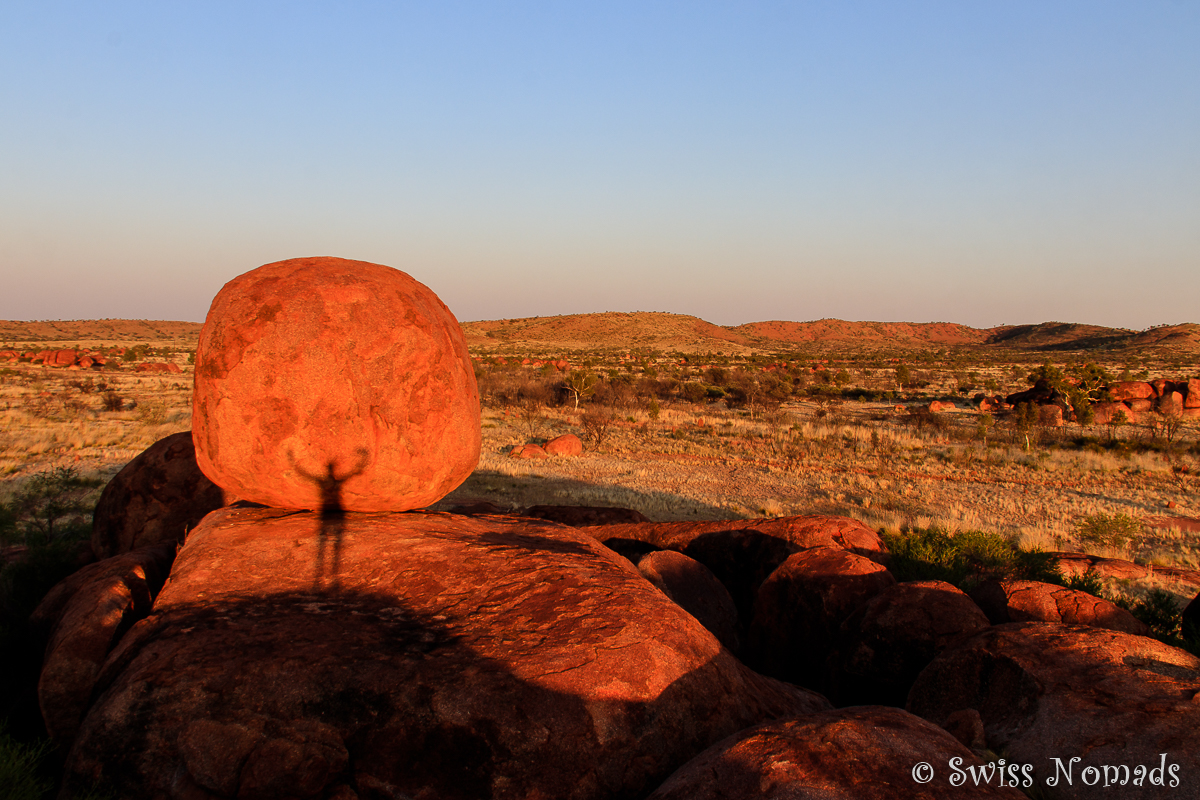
[2,337,1199,602]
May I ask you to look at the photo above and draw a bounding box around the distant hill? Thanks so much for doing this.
[463,313,1196,356]
[3,315,1196,357]
[0,319,203,345]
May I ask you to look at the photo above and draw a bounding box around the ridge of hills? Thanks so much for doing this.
[461,313,1200,356]
[2,315,1197,356]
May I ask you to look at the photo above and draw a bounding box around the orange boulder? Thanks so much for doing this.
[1108,381,1155,401]
[510,443,549,459]
[543,433,584,456]
[192,257,481,512]
[1186,378,1200,408]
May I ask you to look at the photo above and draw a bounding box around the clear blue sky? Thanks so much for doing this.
[2,2,1197,329]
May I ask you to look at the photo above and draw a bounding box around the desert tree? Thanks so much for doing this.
[563,370,598,410]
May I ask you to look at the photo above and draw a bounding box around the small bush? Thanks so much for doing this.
[581,411,617,448]
[1074,513,1141,550]
[100,392,124,412]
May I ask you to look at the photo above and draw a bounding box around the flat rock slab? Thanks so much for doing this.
[64,508,826,800]
[647,706,1027,799]
[580,514,885,557]
[909,622,1200,799]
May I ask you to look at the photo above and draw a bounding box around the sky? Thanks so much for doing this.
[1,2,1197,329]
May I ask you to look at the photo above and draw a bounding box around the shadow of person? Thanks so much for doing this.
[287,448,370,591]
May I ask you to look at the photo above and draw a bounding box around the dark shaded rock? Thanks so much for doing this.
[744,546,895,692]
[30,543,177,749]
[829,580,990,707]
[647,706,1027,799]
[969,579,1148,635]
[637,550,739,652]
[601,537,661,562]
[91,431,232,558]
[525,505,649,527]
[63,508,827,800]
[446,500,512,516]
[909,622,1200,799]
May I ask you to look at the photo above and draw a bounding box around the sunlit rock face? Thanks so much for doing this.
[192,256,481,512]
[60,507,826,800]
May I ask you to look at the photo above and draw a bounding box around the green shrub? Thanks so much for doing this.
[1,467,102,547]
[0,725,51,800]
[1074,512,1141,550]
[881,527,1060,590]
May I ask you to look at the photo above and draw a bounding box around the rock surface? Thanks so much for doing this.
[637,550,740,652]
[909,622,1200,799]
[969,580,1149,635]
[31,543,177,749]
[647,706,1028,799]
[744,546,895,692]
[63,507,827,800]
[829,580,990,707]
[192,257,481,513]
[91,432,232,558]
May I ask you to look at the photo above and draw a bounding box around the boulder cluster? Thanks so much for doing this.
[989,376,1200,425]
[0,347,183,372]
[29,258,1200,799]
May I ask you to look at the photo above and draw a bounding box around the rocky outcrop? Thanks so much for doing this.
[30,543,177,749]
[969,580,1148,635]
[744,546,895,692]
[62,508,827,800]
[637,550,740,652]
[647,706,1028,799]
[91,432,232,558]
[909,623,1200,799]
[829,580,990,707]
[192,256,481,513]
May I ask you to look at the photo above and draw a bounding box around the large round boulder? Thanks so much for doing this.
[744,546,896,692]
[92,431,232,558]
[192,257,480,512]
[829,580,990,707]
[637,550,740,652]
[62,507,827,800]
[647,706,1028,799]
